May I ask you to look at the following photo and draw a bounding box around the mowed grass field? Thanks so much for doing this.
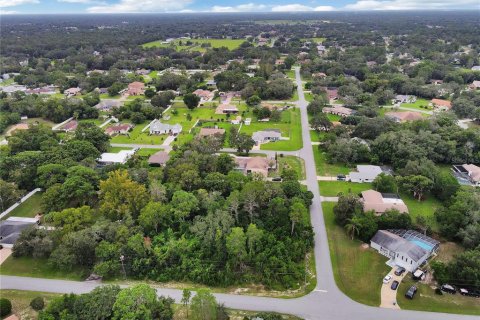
[318,181,372,197]
[0,256,86,280]
[1,192,43,220]
[400,98,434,111]
[322,202,390,306]
[313,148,351,176]
[142,38,245,51]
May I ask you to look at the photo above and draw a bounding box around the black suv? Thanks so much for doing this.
[405,286,417,299]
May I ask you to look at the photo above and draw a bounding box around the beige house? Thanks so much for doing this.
[234,156,275,177]
[198,128,225,137]
[322,105,355,117]
[361,190,409,215]
[385,111,423,122]
[430,98,452,111]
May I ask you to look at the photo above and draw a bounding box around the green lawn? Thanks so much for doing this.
[400,98,434,111]
[0,78,15,86]
[285,70,295,79]
[271,156,306,180]
[142,38,244,51]
[0,256,86,280]
[2,192,43,220]
[400,192,441,232]
[398,278,480,316]
[99,93,120,99]
[261,109,303,151]
[313,148,351,176]
[136,148,163,157]
[323,202,390,306]
[107,146,133,153]
[1,290,61,320]
[318,181,372,197]
[304,92,314,102]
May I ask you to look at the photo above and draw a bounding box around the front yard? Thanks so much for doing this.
[318,181,372,197]
[1,192,43,220]
[313,148,351,176]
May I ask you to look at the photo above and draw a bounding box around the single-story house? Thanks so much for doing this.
[325,87,339,100]
[252,129,281,145]
[135,69,151,75]
[312,72,327,79]
[322,105,355,117]
[0,85,27,94]
[5,123,29,136]
[25,86,57,95]
[105,123,133,136]
[98,149,137,166]
[206,80,217,88]
[430,98,452,111]
[65,87,81,97]
[452,164,480,187]
[468,80,480,90]
[349,165,383,183]
[231,116,242,125]
[198,128,225,137]
[385,111,423,123]
[215,104,239,115]
[149,119,182,135]
[234,156,274,177]
[127,82,145,96]
[193,89,214,102]
[62,120,78,132]
[430,79,444,85]
[94,100,123,111]
[148,151,170,166]
[471,66,480,71]
[394,95,416,104]
[370,229,439,272]
[0,218,38,248]
[361,190,409,215]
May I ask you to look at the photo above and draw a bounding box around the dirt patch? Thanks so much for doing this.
[360,243,369,250]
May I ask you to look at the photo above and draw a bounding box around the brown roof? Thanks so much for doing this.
[234,156,271,177]
[361,190,409,215]
[128,81,145,89]
[63,120,78,131]
[322,105,354,116]
[215,104,239,114]
[431,99,451,109]
[105,124,132,134]
[148,151,170,165]
[385,111,424,122]
[463,164,480,182]
[198,128,225,137]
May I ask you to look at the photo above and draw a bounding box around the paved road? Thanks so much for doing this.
[1,68,477,320]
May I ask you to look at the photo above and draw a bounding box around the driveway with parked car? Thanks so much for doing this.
[380,267,408,309]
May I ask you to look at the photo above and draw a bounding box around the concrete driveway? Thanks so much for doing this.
[0,248,12,265]
[380,267,407,309]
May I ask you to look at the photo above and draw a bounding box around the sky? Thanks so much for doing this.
[0,0,479,14]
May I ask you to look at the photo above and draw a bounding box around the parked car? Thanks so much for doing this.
[337,174,346,181]
[391,280,399,290]
[394,267,405,276]
[405,286,417,299]
[271,177,282,182]
[441,284,456,294]
[464,290,480,298]
[383,275,392,284]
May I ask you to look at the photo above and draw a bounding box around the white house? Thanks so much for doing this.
[149,120,182,135]
[370,230,439,272]
[252,130,281,145]
[349,165,383,183]
[98,149,137,166]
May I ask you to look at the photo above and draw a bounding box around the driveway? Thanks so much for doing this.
[380,268,408,309]
[0,248,12,265]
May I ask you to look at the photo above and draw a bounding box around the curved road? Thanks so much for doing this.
[1,68,477,320]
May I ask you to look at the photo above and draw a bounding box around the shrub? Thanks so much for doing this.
[435,288,443,295]
[30,296,45,311]
[0,298,12,317]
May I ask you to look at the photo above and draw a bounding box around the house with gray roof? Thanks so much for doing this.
[0,218,38,248]
[149,119,182,135]
[94,99,123,111]
[252,129,281,145]
[370,229,439,272]
[349,165,383,183]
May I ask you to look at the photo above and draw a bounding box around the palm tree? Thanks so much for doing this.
[344,219,359,240]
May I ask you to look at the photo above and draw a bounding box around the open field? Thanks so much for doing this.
[270,155,306,180]
[313,148,351,176]
[400,98,434,111]
[397,278,480,315]
[1,192,43,220]
[318,181,372,197]
[0,256,86,280]
[322,202,389,306]
[142,38,245,51]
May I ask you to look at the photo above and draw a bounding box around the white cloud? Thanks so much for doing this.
[87,0,192,13]
[0,9,18,13]
[314,6,335,11]
[0,0,38,8]
[344,0,479,10]
[271,4,311,12]
[58,0,100,3]
[211,3,267,12]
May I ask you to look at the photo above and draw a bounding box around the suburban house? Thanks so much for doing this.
[234,156,275,177]
[252,129,281,145]
[370,229,439,272]
[312,72,327,79]
[0,217,39,248]
[215,104,239,115]
[193,89,214,102]
[26,86,57,95]
[206,80,217,88]
[5,123,29,136]
[148,151,170,166]
[127,82,145,96]
[430,98,452,111]
[135,69,151,75]
[452,164,480,187]
[322,105,355,117]
[468,80,480,90]
[430,79,443,85]
[394,95,416,104]
[65,87,81,97]
[61,120,78,132]
[385,111,423,122]
[349,165,383,183]
[198,127,225,137]
[0,85,27,94]
[94,100,122,111]
[104,123,133,136]
[471,66,480,71]
[361,190,409,215]
[149,119,182,135]
[98,149,137,166]
[325,87,339,101]
[231,116,242,125]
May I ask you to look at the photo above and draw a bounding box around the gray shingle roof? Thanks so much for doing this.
[371,230,427,262]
